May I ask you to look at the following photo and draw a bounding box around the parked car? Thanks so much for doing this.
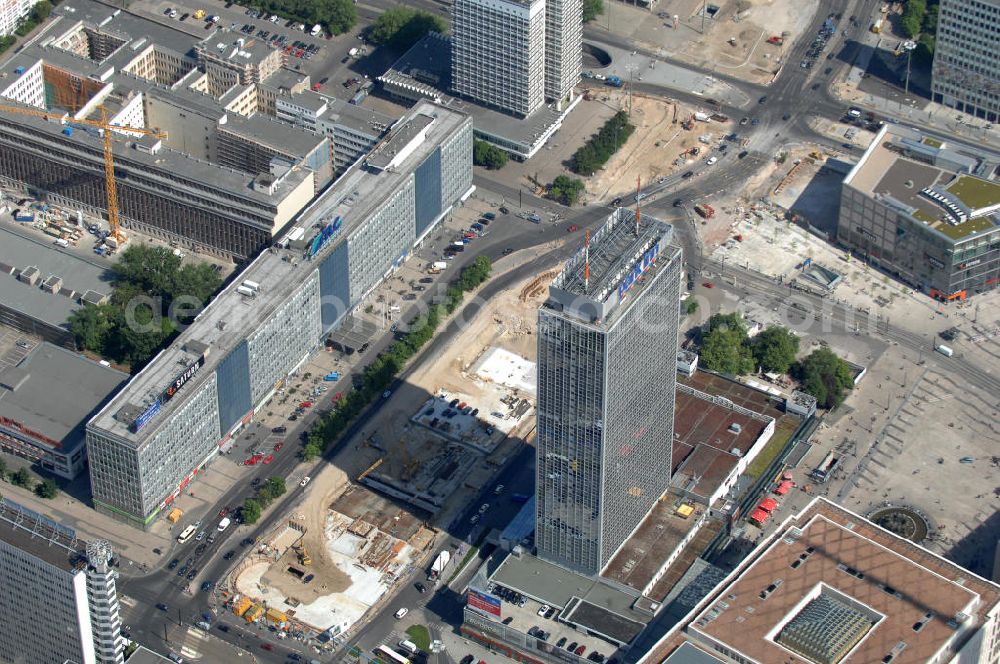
[394,608,409,619]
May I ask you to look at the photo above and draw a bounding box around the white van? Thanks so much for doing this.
[934,344,954,357]
[398,640,418,654]
[217,517,232,532]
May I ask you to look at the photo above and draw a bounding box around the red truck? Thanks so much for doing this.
[694,203,716,219]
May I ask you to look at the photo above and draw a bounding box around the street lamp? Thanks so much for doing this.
[901,40,916,108]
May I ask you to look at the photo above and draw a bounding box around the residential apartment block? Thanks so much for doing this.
[0,0,36,36]
[0,499,123,664]
[931,0,1000,123]
[536,209,682,575]
[86,100,473,528]
[838,123,1000,299]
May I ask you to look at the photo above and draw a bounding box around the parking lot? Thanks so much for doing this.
[131,0,378,96]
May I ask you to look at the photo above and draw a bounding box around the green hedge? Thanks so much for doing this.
[302,256,492,461]
[571,111,634,176]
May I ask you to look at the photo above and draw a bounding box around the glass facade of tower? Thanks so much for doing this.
[535,213,682,575]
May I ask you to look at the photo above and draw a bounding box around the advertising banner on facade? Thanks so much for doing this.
[467,588,502,618]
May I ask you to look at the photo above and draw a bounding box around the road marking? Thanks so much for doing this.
[180,646,200,658]
[118,595,137,608]
[188,629,208,641]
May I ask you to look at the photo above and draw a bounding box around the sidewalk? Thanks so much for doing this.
[831,25,999,149]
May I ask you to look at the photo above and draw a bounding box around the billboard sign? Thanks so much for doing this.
[617,242,660,302]
[164,356,205,401]
[467,588,501,618]
[308,216,343,257]
[131,398,162,433]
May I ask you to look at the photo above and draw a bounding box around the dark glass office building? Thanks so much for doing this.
[535,209,682,575]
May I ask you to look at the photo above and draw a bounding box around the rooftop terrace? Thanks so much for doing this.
[846,124,1000,242]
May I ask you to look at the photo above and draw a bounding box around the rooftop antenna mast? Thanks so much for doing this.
[584,229,591,293]
[635,175,642,237]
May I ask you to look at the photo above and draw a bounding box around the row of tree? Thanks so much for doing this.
[571,111,634,176]
[239,476,286,525]
[237,0,356,35]
[900,0,938,63]
[0,459,59,498]
[367,7,447,52]
[303,256,492,461]
[69,245,222,371]
[473,140,509,170]
[698,313,854,408]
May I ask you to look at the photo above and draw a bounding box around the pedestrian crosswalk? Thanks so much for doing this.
[118,595,137,608]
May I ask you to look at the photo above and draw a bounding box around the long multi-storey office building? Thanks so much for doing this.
[451,0,548,117]
[838,123,1000,300]
[273,89,395,176]
[535,208,682,575]
[0,0,335,259]
[86,100,473,529]
[931,0,1000,123]
[0,498,123,664]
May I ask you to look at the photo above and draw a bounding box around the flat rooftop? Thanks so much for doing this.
[89,100,468,446]
[0,343,126,450]
[366,113,434,170]
[602,379,778,599]
[0,497,84,574]
[0,225,111,329]
[661,642,725,664]
[686,498,1000,664]
[124,647,173,663]
[545,208,677,328]
[380,33,569,152]
[846,124,1000,242]
[489,552,649,633]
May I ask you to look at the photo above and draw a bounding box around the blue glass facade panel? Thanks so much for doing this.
[319,240,350,330]
[414,147,442,237]
[216,341,252,434]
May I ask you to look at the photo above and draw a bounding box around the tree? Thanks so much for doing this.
[265,476,286,498]
[685,299,699,315]
[10,468,31,488]
[571,112,635,175]
[582,0,603,22]
[317,0,357,35]
[69,304,117,353]
[0,458,7,482]
[752,326,800,374]
[900,0,926,37]
[35,478,59,499]
[33,0,53,20]
[112,244,182,300]
[793,348,854,409]
[706,312,747,335]
[547,176,586,206]
[700,327,755,375]
[241,498,262,525]
[699,313,753,375]
[368,7,447,51]
[473,140,508,170]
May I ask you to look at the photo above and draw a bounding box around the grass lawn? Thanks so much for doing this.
[405,625,431,651]
[745,420,796,479]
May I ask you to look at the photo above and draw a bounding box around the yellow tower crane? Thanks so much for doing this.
[0,103,166,247]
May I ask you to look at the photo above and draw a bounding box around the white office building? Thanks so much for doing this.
[931,0,1000,122]
[452,0,548,117]
[0,499,123,664]
[544,0,583,104]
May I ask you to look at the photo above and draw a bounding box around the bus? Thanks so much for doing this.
[375,645,410,664]
[177,525,197,543]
